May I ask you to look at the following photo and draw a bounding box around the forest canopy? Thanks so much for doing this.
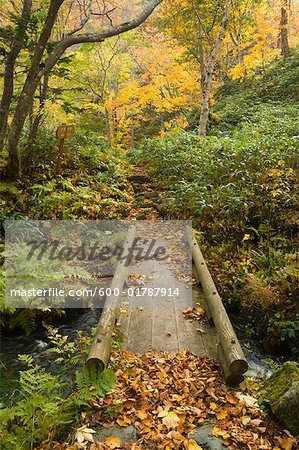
[0,0,298,179]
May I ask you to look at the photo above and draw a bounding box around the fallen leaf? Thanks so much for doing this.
[185,439,203,449]
[278,436,296,450]
[226,393,237,405]
[250,419,262,426]
[236,393,258,407]
[216,409,228,420]
[75,426,96,444]
[241,417,251,426]
[137,408,147,420]
[104,436,122,449]
[75,432,85,444]
[212,426,230,439]
[90,444,106,450]
[161,411,180,429]
[116,418,128,427]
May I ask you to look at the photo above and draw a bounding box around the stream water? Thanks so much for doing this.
[0,309,100,406]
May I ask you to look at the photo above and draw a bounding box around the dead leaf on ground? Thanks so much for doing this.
[75,351,298,450]
[158,410,180,429]
[103,436,122,449]
[75,426,96,444]
[184,439,203,449]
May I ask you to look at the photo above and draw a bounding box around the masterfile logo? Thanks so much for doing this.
[4,220,192,308]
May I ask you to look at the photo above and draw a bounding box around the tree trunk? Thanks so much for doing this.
[198,20,206,93]
[130,108,135,148]
[5,0,64,180]
[0,57,18,152]
[199,0,231,137]
[29,73,49,144]
[112,106,118,140]
[199,81,212,137]
[5,0,162,179]
[104,107,111,146]
[280,0,290,57]
[0,0,32,151]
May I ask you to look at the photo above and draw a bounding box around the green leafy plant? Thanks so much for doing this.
[46,325,94,370]
[267,314,299,357]
[75,366,116,406]
[0,355,74,450]
[0,328,116,449]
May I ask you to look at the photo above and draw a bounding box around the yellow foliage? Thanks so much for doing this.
[229,2,283,79]
[114,42,199,121]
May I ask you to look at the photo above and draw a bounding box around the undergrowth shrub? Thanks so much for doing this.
[0,127,131,223]
[0,355,73,449]
[213,50,299,130]
[0,328,116,449]
[137,104,299,242]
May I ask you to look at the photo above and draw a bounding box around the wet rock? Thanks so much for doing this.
[94,425,138,443]
[192,423,226,449]
[259,361,299,436]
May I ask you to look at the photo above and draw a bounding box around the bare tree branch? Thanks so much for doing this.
[43,0,163,75]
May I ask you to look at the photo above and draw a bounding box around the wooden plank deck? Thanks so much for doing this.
[120,252,219,358]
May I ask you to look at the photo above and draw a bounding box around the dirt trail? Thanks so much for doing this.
[128,165,167,220]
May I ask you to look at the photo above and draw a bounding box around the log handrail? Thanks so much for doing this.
[86,225,136,371]
[188,230,248,384]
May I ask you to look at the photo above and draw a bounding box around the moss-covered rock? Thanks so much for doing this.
[259,362,299,436]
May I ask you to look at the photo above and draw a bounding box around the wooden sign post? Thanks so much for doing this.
[55,124,75,175]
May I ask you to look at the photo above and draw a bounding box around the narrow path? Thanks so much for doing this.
[122,166,219,359]
[128,165,165,220]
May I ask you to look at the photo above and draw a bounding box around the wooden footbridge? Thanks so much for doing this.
[86,223,248,385]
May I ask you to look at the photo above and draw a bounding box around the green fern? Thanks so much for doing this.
[0,328,116,448]
[0,355,74,450]
[8,309,38,335]
[75,366,116,406]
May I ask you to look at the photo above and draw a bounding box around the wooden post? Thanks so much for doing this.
[86,225,136,371]
[188,230,248,384]
[55,124,75,176]
[55,137,64,175]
